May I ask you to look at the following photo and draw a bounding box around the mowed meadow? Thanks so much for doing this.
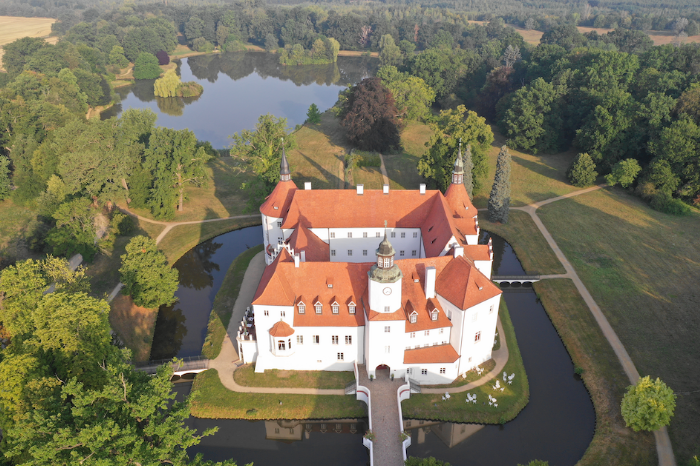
[0,16,57,71]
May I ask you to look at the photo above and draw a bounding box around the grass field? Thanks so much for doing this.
[383,121,433,190]
[201,244,263,359]
[0,16,56,71]
[234,365,355,389]
[402,299,529,424]
[537,188,700,463]
[190,369,367,419]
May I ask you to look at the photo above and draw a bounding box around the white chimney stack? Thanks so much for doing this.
[357,184,364,195]
[304,182,312,190]
[419,183,426,194]
[300,250,306,262]
[294,253,300,268]
[425,266,436,299]
[383,184,389,194]
[453,246,464,258]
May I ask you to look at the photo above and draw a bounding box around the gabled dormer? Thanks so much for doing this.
[313,296,322,314]
[331,298,340,314]
[296,296,306,314]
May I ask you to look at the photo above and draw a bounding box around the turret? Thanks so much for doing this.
[452,139,464,185]
[280,139,291,182]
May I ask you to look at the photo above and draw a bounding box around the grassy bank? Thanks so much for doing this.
[201,244,264,359]
[538,188,700,463]
[478,210,566,275]
[110,295,157,363]
[190,369,367,420]
[401,299,529,424]
[234,365,354,389]
[425,359,497,389]
[383,121,433,190]
[534,279,657,465]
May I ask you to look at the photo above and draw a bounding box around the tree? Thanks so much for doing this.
[265,33,278,51]
[307,103,322,124]
[419,105,494,191]
[567,153,598,187]
[676,83,700,125]
[518,462,549,466]
[502,45,521,68]
[154,69,182,98]
[463,144,474,199]
[488,146,512,223]
[46,198,99,260]
[342,77,400,152]
[73,68,104,107]
[134,53,162,80]
[377,66,436,121]
[1,37,46,76]
[156,50,170,65]
[120,235,178,308]
[541,24,587,50]
[405,457,451,466]
[185,16,205,43]
[0,155,10,200]
[606,159,641,188]
[108,45,129,68]
[379,34,402,67]
[621,376,676,431]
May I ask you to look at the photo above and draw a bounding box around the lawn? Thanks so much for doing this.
[401,299,529,424]
[109,294,157,363]
[120,157,255,223]
[533,279,657,466]
[289,112,347,190]
[158,217,262,264]
[201,244,264,359]
[351,166,384,189]
[234,365,355,389]
[478,210,566,275]
[382,121,432,190]
[424,359,497,389]
[0,16,56,71]
[537,187,700,463]
[190,369,367,420]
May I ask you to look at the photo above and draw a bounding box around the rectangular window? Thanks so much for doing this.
[264,310,269,316]
[277,221,282,227]
[363,250,368,256]
[407,369,412,375]
[332,336,339,345]
[391,232,396,238]
[424,343,429,347]
[443,340,447,345]
[490,305,494,314]
[410,332,416,338]
[440,368,446,374]
[439,328,444,334]
[421,369,427,375]
[433,342,438,346]
[349,305,356,314]
[278,238,283,245]
[406,346,411,350]
[275,428,280,434]
[348,250,352,256]
[415,345,420,349]
[472,312,478,322]
[413,232,418,238]
[384,326,391,333]
[384,306,390,312]
[348,232,352,238]
[337,353,344,361]
[400,250,405,257]
[332,304,339,314]
[475,331,481,342]
[345,335,352,344]
[401,232,406,238]
[290,428,295,434]
[281,310,285,317]
[385,346,390,353]
[298,304,305,314]
[424,330,430,336]
[315,304,322,314]
[313,335,319,344]
[331,250,336,257]
[412,250,417,256]
[330,232,336,238]
[297,335,303,344]
[376,232,381,237]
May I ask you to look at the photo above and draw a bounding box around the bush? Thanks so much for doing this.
[110,212,135,236]
[355,152,382,168]
[133,53,162,80]
[405,458,451,466]
[192,37,214,52]
[635,181,658,201]
[306,103,321,124]
[567,153,598,187]
[650,192,692,216]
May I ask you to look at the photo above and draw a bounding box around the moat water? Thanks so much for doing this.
[101,52,378,148]
[153,229,595,465]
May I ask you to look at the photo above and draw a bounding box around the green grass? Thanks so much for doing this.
[158,217,261,264]
[383,121,432,190]
[351,166,384,189]
[533,279,657,466]
[401,299,529,424]
[234,365,355,389]
[425,359,497,389]
[478,210,566,275]
[190,369,367,420]
[201,244,264,359]
[537,188,700,464]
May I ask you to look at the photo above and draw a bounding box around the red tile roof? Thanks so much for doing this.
[404,344,460,364]
[260,180,298,218]
[445,182,476,219]
[269,320,295,337]
[436,255,501,310]
[285,222,329,262]
[463,244,491,261]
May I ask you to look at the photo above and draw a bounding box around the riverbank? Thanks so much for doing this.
[401,299,529,424]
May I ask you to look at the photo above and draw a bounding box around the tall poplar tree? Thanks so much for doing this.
[488,145,512,223]
[464,143,474,200]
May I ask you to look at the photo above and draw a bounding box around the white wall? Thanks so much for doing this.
[473,260,492,279]
[365,319,406,377]
[328,228,422,263]
[262,214,285,265]
[403,326,451,350]
[368,276,402,313]
[252,304,295,353]
[405,360,460,385]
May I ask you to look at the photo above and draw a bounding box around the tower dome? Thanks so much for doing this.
[368,224,402,283]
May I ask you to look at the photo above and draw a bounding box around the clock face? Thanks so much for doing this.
[383,287,392,296]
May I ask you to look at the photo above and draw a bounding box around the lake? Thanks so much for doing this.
[102,52,378,148]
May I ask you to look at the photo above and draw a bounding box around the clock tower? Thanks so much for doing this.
[368,224,403,313]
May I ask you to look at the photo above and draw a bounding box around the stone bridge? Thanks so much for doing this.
[134,356,210,378]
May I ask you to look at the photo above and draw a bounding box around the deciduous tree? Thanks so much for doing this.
[341,77,400,152]
[605,158,641,188]
[377,66,435,121]
[621,376,676,432]
[567,153,598,187]
[0,155,10,200]
[134,52,162,80]
[120,235,178,308]
[488,146,512,223]
[379,34,402,67]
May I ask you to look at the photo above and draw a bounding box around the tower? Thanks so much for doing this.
[280,139,291,182]
[368,222,403,313]
[452,139,464,185]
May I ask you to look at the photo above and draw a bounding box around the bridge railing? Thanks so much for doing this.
[492,274,541,280]
[134,355,210,375]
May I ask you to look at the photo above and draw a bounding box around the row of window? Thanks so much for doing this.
[295,335,353,345]
[406,341,449,350]
[329,231,419,239]
[331,249,417,257]
[407,368,447,375]
[409,329,445,338]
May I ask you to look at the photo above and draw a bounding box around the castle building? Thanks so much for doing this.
[238,144,502,383]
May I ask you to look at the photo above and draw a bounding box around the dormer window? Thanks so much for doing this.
[349,304,356,314]
[298,303,305,314]
[431,309,439,321]
[409,311,417,324]
[332,303,339,314]
[315,303,322,314]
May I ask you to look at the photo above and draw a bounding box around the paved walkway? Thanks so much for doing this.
[377,153,390,186]
[359,367,405,466]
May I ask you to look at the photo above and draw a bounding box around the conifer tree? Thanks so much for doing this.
[464,143,474,200]
[488,145,511,223]
[567,153,598,187]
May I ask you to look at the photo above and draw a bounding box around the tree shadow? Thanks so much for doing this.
[295,151,343,189]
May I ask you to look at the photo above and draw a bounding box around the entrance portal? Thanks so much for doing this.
[375,364,390,380]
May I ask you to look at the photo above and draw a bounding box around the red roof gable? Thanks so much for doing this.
[445,182,476,218]
[260,180,297,218]
[404,344,459,364]
[285,222,329,262]
[436,255,501,310]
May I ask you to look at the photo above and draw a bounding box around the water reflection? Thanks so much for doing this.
[177,241,223,291]
[102,52,377,148]
[150,305,188,361]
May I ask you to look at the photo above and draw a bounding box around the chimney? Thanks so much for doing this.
[300,250,306,262]
[304,182,312,190]
[357,184,364,195]
[424,266,436,299]
[453,246,464,258]
[419,183,426,194]
[294,253,300,268]
[383,184,389,194]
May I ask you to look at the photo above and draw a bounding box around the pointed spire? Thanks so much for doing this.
[377,220,395,257]
[454,138,464,174]
[280,138,291,181]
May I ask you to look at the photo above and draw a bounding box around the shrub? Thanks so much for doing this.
[650,192,692,216]
[133,53,162,80]
[110,212,135,236]
[567,153,598,187]
[635,181,658,201]
[192,38,214,52]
